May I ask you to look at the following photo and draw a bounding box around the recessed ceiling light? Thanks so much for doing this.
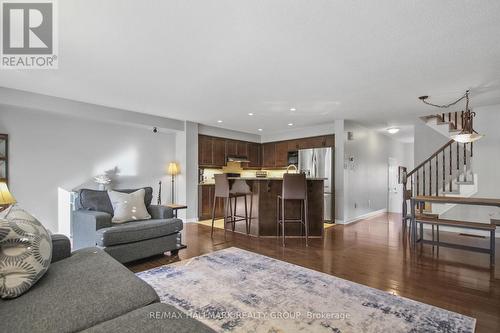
[217,120,223,123]
[289,107,296,112]
[387,128,400,134]
[258,128,263,131]
[288,123,294,126]
[248,112,254,116]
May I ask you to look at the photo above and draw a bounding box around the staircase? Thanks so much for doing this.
[401,111,477,219]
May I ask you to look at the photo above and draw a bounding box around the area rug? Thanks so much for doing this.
[137,247,475,333]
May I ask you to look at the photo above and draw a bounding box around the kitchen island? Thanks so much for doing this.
[203,177,325,237]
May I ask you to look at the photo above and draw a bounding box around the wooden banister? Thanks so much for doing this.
[407,139,455,177]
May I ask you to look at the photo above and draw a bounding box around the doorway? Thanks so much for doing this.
[388,157,402,213]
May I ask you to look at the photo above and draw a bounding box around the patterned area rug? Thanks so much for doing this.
[137,247,475,333]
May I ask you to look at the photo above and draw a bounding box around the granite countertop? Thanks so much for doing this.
[199,177,326,185]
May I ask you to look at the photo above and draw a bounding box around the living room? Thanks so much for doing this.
[1,1,500,332]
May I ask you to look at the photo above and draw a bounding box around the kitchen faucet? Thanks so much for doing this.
[286,164,298,173]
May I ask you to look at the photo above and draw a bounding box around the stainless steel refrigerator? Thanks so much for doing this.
[298,147,334,222]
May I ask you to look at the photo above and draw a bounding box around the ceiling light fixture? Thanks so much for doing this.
[217,120,223,123]
[288,123,294,126]
[290,107,296,112]
[258,128,263,131]
[387,128,400,134]
[248,113,254,116]
[418,90,482,143]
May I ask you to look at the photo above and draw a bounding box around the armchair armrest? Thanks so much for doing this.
[148,205,174,219]
[72,210,112,250]
[51,234,71,263]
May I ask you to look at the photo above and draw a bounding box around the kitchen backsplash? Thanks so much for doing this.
[200,162,289,183]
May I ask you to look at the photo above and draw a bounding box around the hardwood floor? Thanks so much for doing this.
[127,213,500,333]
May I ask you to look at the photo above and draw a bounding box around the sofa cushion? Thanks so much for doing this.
[96,218,183,247]
[78,187,154,216]
[78,189,114,215]
[0,247,159,333]
[80,302,216,333]
[0,206,52,299]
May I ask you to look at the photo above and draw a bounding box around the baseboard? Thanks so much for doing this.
[337,208,387,225]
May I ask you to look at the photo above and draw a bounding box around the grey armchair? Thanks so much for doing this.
[72,188,184,263]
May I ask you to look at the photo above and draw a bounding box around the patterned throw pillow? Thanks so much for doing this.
[0,206,52,299]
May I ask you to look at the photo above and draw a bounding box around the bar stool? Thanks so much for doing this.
[276,173,308,247]
[211,174,250,238]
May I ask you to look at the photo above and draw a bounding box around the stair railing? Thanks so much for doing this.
[400,138,474,221]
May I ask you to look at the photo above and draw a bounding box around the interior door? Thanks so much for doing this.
[388,157,403,213]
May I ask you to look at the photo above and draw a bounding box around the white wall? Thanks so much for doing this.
[414,120,449,166]
[198,124,260,143]
[341,121,409,222]
[261,122,336,143]
[0,105,176,233]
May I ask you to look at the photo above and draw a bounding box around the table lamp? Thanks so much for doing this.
[0,182,16,211]
[167,162,180,204]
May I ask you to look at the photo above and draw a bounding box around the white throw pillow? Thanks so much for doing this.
[107,189,151,223]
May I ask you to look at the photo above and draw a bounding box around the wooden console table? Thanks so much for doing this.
[410,196,499,265]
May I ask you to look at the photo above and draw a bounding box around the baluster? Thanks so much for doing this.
[471,141,473,157]
[456,141,459,173]
[448,112,451,123]
[435,157,438,196]
[442,151,445,193]
[417,170,420,196]
[411,176,414,198]
[429,159,432,196]
[423,162,426,196]
[463,143,467,182]
[449,145,453,192]
[442,113,445,122]
[454,112,458,129]
[461,110,464,129]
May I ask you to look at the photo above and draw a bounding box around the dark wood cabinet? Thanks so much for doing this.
[287,139,300,151]
[213,138,226,167]
[198,134,334,169]
[198,135,213,167]
[261,142,276,168]
[225,140,238,156]
[275,141,289,167]
[237,141,248,157]
[247,142,261,168]
[198,185,225,220]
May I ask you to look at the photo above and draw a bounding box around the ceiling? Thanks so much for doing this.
[1,0,500,137]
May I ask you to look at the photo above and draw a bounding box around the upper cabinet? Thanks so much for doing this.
[198,135,214,167]
[213,137,226,167]
[275,141,289,167]
[225,140,237,156]
[261,142,276,168]
[247,143,261,168]
[199,135,260,168]
[198,134,334,169]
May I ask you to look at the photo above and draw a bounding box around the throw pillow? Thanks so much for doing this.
[0,206,52,299]
[107,189,151,223]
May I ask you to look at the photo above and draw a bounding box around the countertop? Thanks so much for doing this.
[199,177,326,185]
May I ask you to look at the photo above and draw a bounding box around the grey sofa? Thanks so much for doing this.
[73,187,183,263]
[0,235,215,333]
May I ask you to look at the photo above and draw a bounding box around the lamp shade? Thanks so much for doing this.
[0,182,16,205]
[451,132,483,143]
[167,162,180,176]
